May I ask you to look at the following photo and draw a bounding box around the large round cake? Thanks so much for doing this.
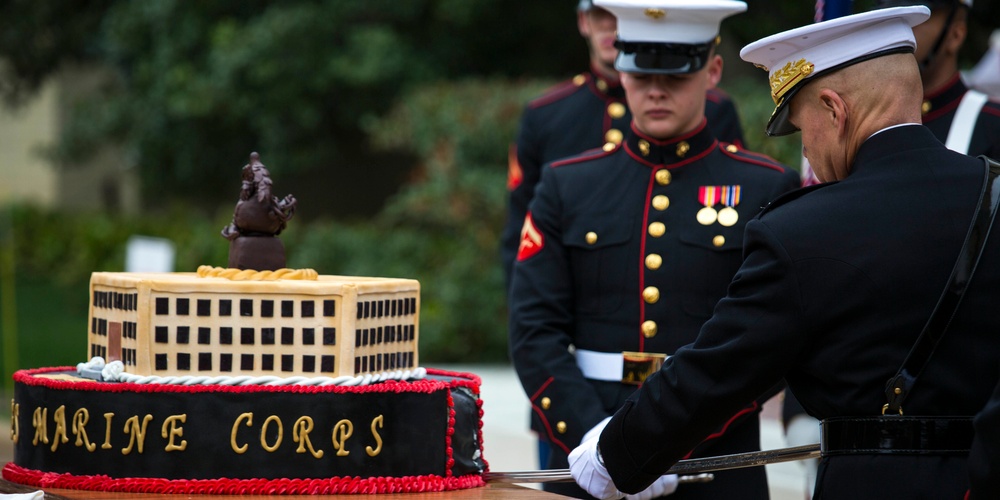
[3,269,487,495]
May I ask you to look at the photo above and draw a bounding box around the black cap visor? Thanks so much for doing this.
[614,40,713,74]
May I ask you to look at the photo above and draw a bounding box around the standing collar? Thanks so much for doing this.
[922,73,966,117]
[588,64,625,99]
[623,119,716,167]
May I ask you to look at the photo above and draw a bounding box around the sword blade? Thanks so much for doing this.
[484,443,821,483]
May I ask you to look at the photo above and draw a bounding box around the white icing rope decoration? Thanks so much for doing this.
[96,361,427,387]
[196,265,319,281]
[77,357,106,372]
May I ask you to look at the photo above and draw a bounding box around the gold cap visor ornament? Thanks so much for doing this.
[738,6,930,136]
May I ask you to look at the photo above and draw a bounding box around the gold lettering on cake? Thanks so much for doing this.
[102,412,114,450]
[121,414,153,455]
[71,408,96,452]
[366,415,383,457]
[31,407,48,446]
[161,414,188,452]
[231,413,252,454]
[260,415,283,452]
[50,405,69,452]
[332,419,353,457]
[9,400,18,444]
[292,416,324,459]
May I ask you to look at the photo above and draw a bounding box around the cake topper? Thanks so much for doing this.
[221,152,297,270]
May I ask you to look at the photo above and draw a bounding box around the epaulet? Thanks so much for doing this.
[758,183,830,217]
[982,96,1000,116]
[706,87,731,104]
[718,142,789,174]
[527,74,589,110]
[550,143,618,168]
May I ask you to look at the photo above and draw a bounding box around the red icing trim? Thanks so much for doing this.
[16,366,476,397]
[6,367,485,494]
[682,401,759,460]
[2,462,484,495]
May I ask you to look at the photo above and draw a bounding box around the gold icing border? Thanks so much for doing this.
[196,265,319,281]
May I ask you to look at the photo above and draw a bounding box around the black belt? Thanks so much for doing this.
[821,416,974,456]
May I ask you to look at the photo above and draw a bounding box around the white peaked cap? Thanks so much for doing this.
[595,0,747,74]
[740,6,930,136]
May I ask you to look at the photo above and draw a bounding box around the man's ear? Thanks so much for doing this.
[818,89,848,135]
[577,10,591,38]
[944,18,967,57]
[706,54,723,89]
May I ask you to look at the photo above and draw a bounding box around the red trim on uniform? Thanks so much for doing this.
[550,146,615,168]
[705,88,728,104]
[964,489,970,500]
[923,94,963,123]
[507,143,523,191]
[982,103,1000,118]
[638,168,658,353]
[527,378,571,454]
[923,73,961,101]
[528,76,588,110]
[681,402,759,460]
[625,140,716,170]
[718,144,788,173]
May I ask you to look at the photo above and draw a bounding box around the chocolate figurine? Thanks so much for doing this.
[221,152,297,270]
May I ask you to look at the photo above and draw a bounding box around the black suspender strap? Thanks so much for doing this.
[883,156,1000,415]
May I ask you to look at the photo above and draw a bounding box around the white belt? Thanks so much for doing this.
[575,349,668,385]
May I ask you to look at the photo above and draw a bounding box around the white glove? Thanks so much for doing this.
[624,473,679,499]
[583,416,613,444]
[568,437,624,500]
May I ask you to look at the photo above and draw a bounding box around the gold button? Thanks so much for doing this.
[573,74,586,86]
[648,222,665,237]
[639,140,650,156]
[603,142,616,152]
[713,235,725,247]
[596,79,608,92]
[605,128,623,145]
[652,195,669,211]
[608,102,626,119]
[541,397,551,410]
[642,286,660,304]
[655,169,671,185]
[645,253,662,270]
[726,144,739,153]
[585,232,598,244]
[921,100,931,114]
[556,421,568,434]
[641,320,657,338]
[676,141,690,158]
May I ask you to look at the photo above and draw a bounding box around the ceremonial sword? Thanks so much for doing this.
[484,443,820,483]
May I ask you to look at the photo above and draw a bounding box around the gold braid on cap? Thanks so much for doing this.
[769,59,815,105]
[197,265,318,281]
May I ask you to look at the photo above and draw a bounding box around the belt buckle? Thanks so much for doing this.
[621,351,667,385]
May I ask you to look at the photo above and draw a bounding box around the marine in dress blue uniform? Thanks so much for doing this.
[569,7,1000,500]
[508,1,800,498]
[874,0,1000,159]
[501,0,746,289]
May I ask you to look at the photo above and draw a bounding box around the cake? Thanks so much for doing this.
[2,154,488,495]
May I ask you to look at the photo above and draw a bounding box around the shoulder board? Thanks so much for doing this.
[982,97,1000,117]
[528,74,589,109]
[549,143,618,168]
[758,183,830,217]
[718,143,789,174]
[706,87,732,104]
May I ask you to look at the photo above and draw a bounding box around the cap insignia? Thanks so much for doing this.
[770,59,815,105]
[644,8,665,19]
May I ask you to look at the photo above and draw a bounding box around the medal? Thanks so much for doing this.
[717,185,742,227]
[697,186,721,225]
[717,206,739,226]
[697,206,718,225]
